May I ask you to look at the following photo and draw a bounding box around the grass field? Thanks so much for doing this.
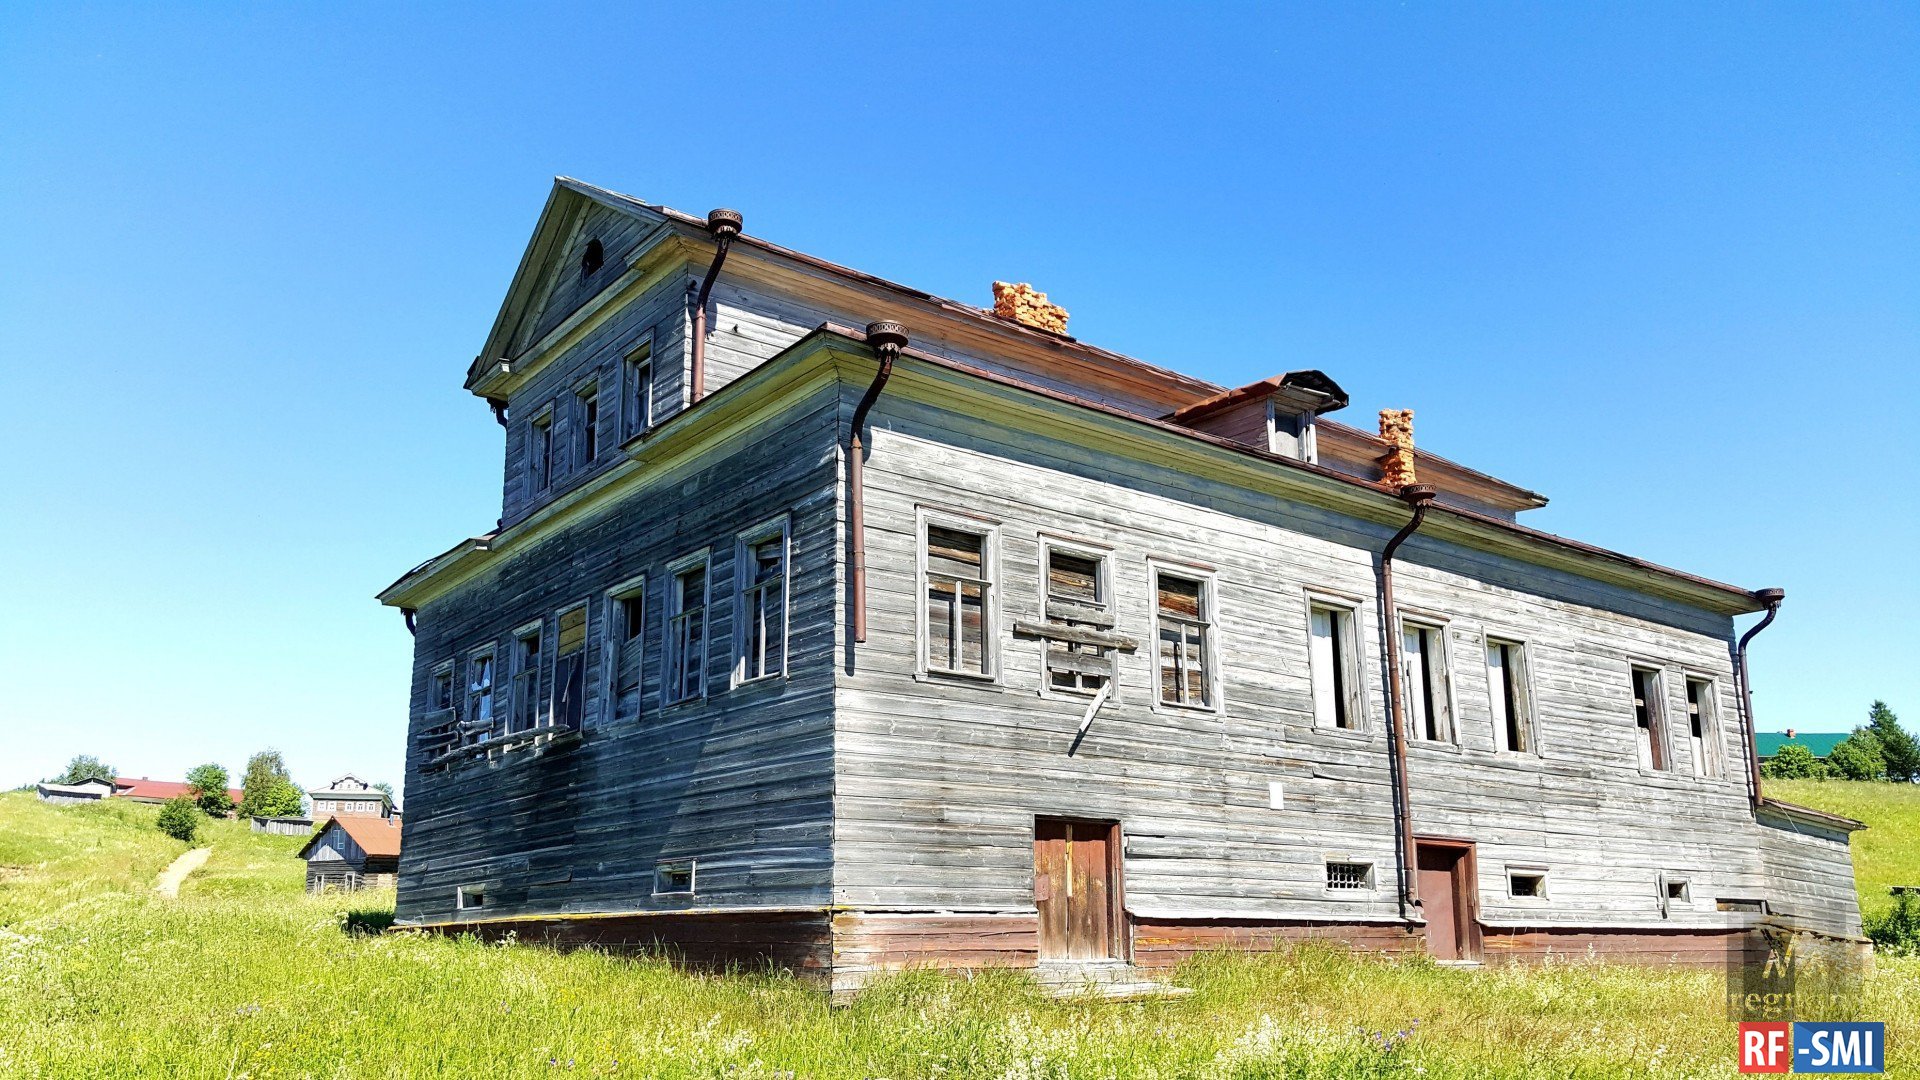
[1769,778,1920,922]
[1,787,1916,1078]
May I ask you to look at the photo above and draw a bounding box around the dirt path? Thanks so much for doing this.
[154,847,211,898]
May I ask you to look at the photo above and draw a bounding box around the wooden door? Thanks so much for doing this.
[1416,841,1479,961]
[1034,818,1121,961]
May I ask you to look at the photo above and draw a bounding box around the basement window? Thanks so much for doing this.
[580,237,605,279]
[455,885,485,911]
[1399,617,1453,743]
[1631,666,1669,771]
[1507,869,1548,900]
[1486,637,1534,753]
[1717,897,1769,914]
[1685,677,1719,778]
[1326,861,1374,891]
[654,860,696,896]
[1309,599,1364,730]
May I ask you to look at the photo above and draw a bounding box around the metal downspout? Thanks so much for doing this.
[688,209,743,404]
[1735,588,1785,812]
[849,321,907,646]
[1378,483,1437,923]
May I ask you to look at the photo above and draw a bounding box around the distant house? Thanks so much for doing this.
[307,773,393,819]
[251,816,315,836]
[35,778,116,804]
[1756,729,1848,762]
[299,814,403,892]
[113,777,243,806]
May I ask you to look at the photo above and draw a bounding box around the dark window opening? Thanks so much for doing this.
[580,238,605,279]
[1508,871,1547,899]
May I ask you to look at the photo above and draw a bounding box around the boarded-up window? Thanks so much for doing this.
[608,579,645,724]
[1487,638,1532,753]
[553,605,587,731]
[511,626,543,733]
[1045,547,1111,695]
[666,561,708,704]
[1401,620,1453,743]
[1309,601,1362,730]
[1632,666,1668,771]
[622,342,653,438]
[1156,573,1211,708]
[924,524,991,677]
[737,525,788,683]
[1686,677,1717,777]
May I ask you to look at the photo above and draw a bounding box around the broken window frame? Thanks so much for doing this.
[465,646,497,744]
[1306,592,1368,732]
[509,619,544,735]
[1151,562,1218,712]
[603,574,646,726]
[1485,633,1536,754]
[915,508,999,683]
[1684,674,1720,779]
[621,336,654,440]
[664,550,711,707]
[1397,611,1456,744]
[551,602,589,733]
[733,515,791,686]
[1630,663,1670,772]
[574,380,600,468]
[528,405,555,495]
[428,659,457,716]
[1038,536,1115,699]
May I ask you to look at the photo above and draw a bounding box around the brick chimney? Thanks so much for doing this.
[991,282,1069,335]
[1378,409,1417,488]
[1785,727,1797,739]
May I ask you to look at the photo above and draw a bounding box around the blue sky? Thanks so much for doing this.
[1,4,1914,793]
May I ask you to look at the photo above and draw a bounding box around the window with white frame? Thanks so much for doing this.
[621,340,653,439]
[1309,599,1364,730]
[1155,569,1214,708]
[1042,543,1113,695]
[606,576,646,724]
[1400,617,1453,743]
[511,623,543,733]
[529,409,555,494]
[665,555,709,705]
[920,518,994,679]
[1685,677,1719,778]
[466,649,496,741]
[735,519,789,684]
[1507,868,1548,900]
[1486,637,1534,753]
[1325,861,1374,891]
[1631,665,1669,771]
[575,382,600,468]
[455,884,485,910]
[553,604,588,731]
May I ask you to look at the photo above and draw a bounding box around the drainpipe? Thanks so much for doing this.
[1378,483,1437,922]
[849,321,907,644]
[1735,588,1785,812]
[401,608,418,636]
[489,400,509,428]
[688,208,743,404]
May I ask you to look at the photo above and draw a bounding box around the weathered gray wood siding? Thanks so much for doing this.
[831,391,1845,936]
[397,384,843,927]
[514,201,660,354]
[1757,812,1863,937]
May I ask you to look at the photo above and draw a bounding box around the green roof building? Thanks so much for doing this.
[1755,730,1849,759]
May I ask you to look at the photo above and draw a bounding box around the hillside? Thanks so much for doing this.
[1768,778,1920,921]
[0,788,1914,1078]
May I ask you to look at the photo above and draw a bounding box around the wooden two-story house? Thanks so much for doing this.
[379,178,1863,994]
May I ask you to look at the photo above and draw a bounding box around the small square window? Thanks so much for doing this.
[455,885,485,911]
[1326,861,1374,891]
[1666,879,1690,902]
[1508,870,1547,899]
[654,860,696,896]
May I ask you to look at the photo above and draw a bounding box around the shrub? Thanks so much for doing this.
[1762,743,1828,780]
[156,796,201,843]
[1866,892,1920,956]
[1827,732,1886,782]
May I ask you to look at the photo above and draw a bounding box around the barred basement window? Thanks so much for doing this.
[654,860,695,896]
[1508,870,1548,899]
[1325,861,1374,891]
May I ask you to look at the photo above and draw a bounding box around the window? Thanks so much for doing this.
[1507,869,1548,899]
[456,885,485,911]
[622,340,653,438]
[920,518,994,679]
[1326,861,1374,891]
[1663,876,1691,911]
[511,623,543,733]
[553,604,587,731]
[1400,618,1453,743]
[653,860,695,896]
[580,238,604,279]
[429,661,456,714]
[1631,666,1669,771]
[1309,600,1364,730]
[466,650,496,740]
[1716,897,1769,914]
[735,519,789,684]
[606,576,645,724]
[575,383,600,467]
[1042,542,1112,695]
[530,410,555,493]
[665,555,709,705]
[1155,570,1214,708]
[1685,677,1719,778]
[1486,637,1533,753]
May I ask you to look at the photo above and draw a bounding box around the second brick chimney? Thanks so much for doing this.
[1379,409,1417,488]
[991,282,1069,335]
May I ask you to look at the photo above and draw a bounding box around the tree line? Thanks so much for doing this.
[1761,700,1918,782]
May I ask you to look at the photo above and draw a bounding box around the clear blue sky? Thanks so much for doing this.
[2,4,1914,793]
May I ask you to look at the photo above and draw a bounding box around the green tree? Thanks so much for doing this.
[185,763,233,816]
[239,750,300,817]
[1762,742,1828,780]
[1866,701,1919,783]
[56,755,116,785]
[373,781,396,807]
[156,796,200,843]
[1826,731,1885,782]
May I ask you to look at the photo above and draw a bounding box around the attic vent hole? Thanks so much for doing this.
[580,238,605,279]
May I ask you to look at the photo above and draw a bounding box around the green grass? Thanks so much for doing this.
[1,788,1916,1078]
[1768,778,1920,921]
